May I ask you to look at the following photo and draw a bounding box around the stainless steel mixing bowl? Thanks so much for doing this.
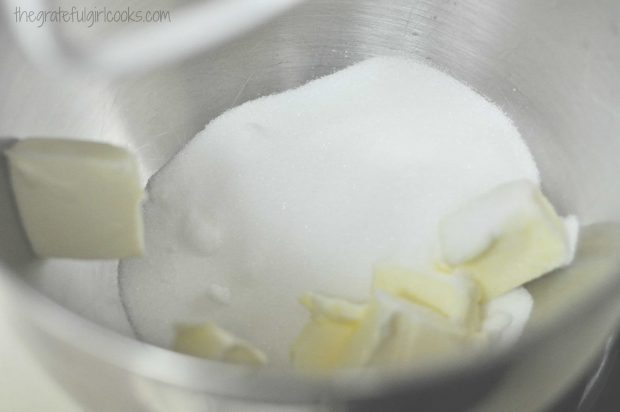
[1,0,619,411]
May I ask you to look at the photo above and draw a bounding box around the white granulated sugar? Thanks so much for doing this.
[207,283,232,305]
[119,56,539,366]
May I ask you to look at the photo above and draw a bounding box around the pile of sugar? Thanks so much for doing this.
[119,57,539,366]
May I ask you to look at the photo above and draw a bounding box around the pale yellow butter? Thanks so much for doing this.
[292,291,472,373]
[291,180,577,373]
[373,264,481,330]
[174,322,267,366]
[343,292,471,369]
[439,180,577,300]
[5,138,144,259]
[291,293,366,374]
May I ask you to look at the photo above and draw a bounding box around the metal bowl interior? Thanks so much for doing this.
[0,0,619,410]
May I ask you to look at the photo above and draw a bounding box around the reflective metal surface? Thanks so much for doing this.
[3,0,306,75]
[0,0,619,411]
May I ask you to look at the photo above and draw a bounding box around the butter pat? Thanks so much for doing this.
[345,292,471,369]
[291,293,366,374]
[373,264,481,329]
[299,292,366,322]
[5,138,144,259]
[292,291,472,373]
[439,180,577,300]
[174,322,267,366]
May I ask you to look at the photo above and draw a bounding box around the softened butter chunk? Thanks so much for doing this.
[373,264,481,330]
[344,292,471,369]
[5,138,144,259]
[439,179,577,300]
[292,291,471,373]
[174,322,267,366]
[291,293,366,374]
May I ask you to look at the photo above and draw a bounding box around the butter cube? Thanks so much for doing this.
[439,180,577,300]
[373,264,481,330]
[174,322,267,366]
[291,293,366,374]
[344,292,471,369]
[298,292,367,322]
[5,138,144,259]
[292,291,471,373]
